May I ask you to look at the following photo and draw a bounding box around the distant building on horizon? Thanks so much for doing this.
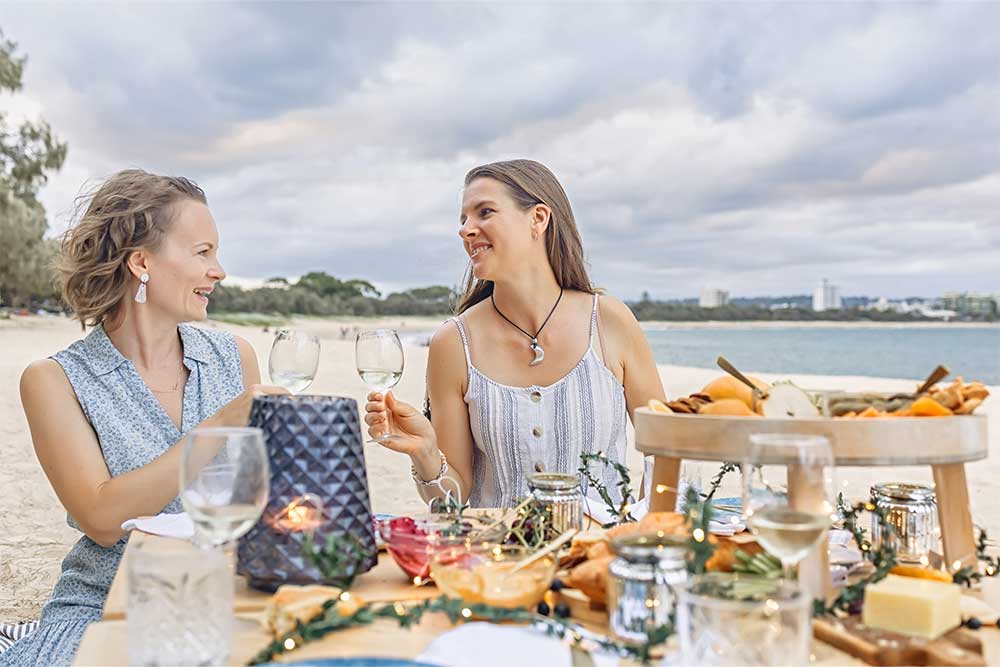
[699,288,730,308]
[812,279,842,311]
[942,292,998,317]
[868,296,956,319]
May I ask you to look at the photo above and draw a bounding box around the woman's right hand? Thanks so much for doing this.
[215,383,291,427]
[364,391,436,458]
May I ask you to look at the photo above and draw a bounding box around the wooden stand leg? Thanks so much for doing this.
[932,462,977,570]
[787,464,833,601]
[649,456,681,513]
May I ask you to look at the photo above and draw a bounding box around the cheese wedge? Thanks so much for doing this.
[861,574,961,639]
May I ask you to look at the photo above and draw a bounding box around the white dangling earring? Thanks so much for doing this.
[134,273,148,304]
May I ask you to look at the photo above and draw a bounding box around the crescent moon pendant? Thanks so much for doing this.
[529,341,545,366]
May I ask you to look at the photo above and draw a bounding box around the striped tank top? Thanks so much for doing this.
[453,294,628,508]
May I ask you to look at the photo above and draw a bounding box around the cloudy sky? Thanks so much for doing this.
[2,2,999,299]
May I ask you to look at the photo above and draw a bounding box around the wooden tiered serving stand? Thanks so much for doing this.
[637,410,989,598]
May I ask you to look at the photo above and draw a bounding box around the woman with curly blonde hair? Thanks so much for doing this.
[3,170,286,666]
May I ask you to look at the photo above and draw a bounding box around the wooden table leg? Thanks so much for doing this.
[932,462,977,570]
[788,464,833,601]
[649,456,681,512]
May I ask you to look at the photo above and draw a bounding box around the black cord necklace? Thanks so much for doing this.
[491,287,564,366]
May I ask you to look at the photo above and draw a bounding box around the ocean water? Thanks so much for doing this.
[643,325,1000,385]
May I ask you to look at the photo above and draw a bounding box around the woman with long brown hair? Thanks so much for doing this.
[4,170,286,666]
[365,159,665,507]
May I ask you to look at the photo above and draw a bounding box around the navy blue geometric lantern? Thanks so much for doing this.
[237,394,377,591]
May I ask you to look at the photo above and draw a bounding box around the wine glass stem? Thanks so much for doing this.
[782,559,797,581]
[222,540,237,575]
[383,403,394,439]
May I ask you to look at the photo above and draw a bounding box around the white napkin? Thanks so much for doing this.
[706,516,745,537]
[583,492,645,527]
[827,529,864,566]
[828,529,853,546]
[121,512,194,540]
[416,622,621,667]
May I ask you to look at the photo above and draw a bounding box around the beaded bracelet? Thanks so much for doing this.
[411,449,449,486]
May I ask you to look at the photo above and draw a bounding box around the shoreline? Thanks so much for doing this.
[641,320,1000,330]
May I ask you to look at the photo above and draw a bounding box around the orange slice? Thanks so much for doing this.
[909,396,953,417]
[890,564,953,583]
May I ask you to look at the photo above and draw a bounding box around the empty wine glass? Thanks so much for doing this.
[742,434,836,583]
[179,427,270,550]
[355,329,404,443]
[268,329,320,393]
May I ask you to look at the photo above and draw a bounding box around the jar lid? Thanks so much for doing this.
[611,533,688,564]
[871,482,936,502]
[527,473,581,492]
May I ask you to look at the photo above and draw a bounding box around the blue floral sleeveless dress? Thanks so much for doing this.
[0,324,244,666]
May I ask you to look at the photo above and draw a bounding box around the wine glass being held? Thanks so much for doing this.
[364,391,435,455]
[356,329,404,442]
[269,329,320,393]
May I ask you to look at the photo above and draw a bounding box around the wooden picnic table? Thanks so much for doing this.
[75,531,1000,666]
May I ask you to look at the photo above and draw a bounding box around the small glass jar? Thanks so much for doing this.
[870,483,938,563]
[677,574,810,667]
[608,533,688,644]
[527,473,583,534]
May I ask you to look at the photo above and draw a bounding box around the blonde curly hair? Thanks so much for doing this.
[57,169,207,328]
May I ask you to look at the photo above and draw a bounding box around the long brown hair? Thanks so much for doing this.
[57,169,207,328]
[455,159,594,314]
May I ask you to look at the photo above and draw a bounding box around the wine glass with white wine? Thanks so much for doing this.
[268,329,320,393]
[179,427,270,551]
[355,329,404,443]
[742,433,836,583]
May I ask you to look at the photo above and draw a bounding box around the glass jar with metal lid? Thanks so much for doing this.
[527,473,583,534]
[870,483,938,563]
[608,533,688,644]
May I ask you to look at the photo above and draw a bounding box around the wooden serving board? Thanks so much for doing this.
[634,409,988,467]
[813,616,985,666]
[635,408,987,570]
[558,587,609,630]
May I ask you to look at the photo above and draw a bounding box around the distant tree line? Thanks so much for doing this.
[206,271,456,318]
[209,284,954,322]
[626,301,939,322]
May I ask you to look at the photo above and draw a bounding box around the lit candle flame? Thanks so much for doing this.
[288,505,310,527]
[273,493,324,533]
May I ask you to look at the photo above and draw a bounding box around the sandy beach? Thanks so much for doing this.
[1,314,996,622]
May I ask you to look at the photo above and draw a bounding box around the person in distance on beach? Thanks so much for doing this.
[364,159,666,507]
[7,170,287,666]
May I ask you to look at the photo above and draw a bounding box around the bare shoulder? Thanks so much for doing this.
[597,294,641,332]
[20,358,77,409]
[428,319,463,363]
[20,358,71,394]
[428,318,469,391]
[233,334,257,361]
[232,334,260,386]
